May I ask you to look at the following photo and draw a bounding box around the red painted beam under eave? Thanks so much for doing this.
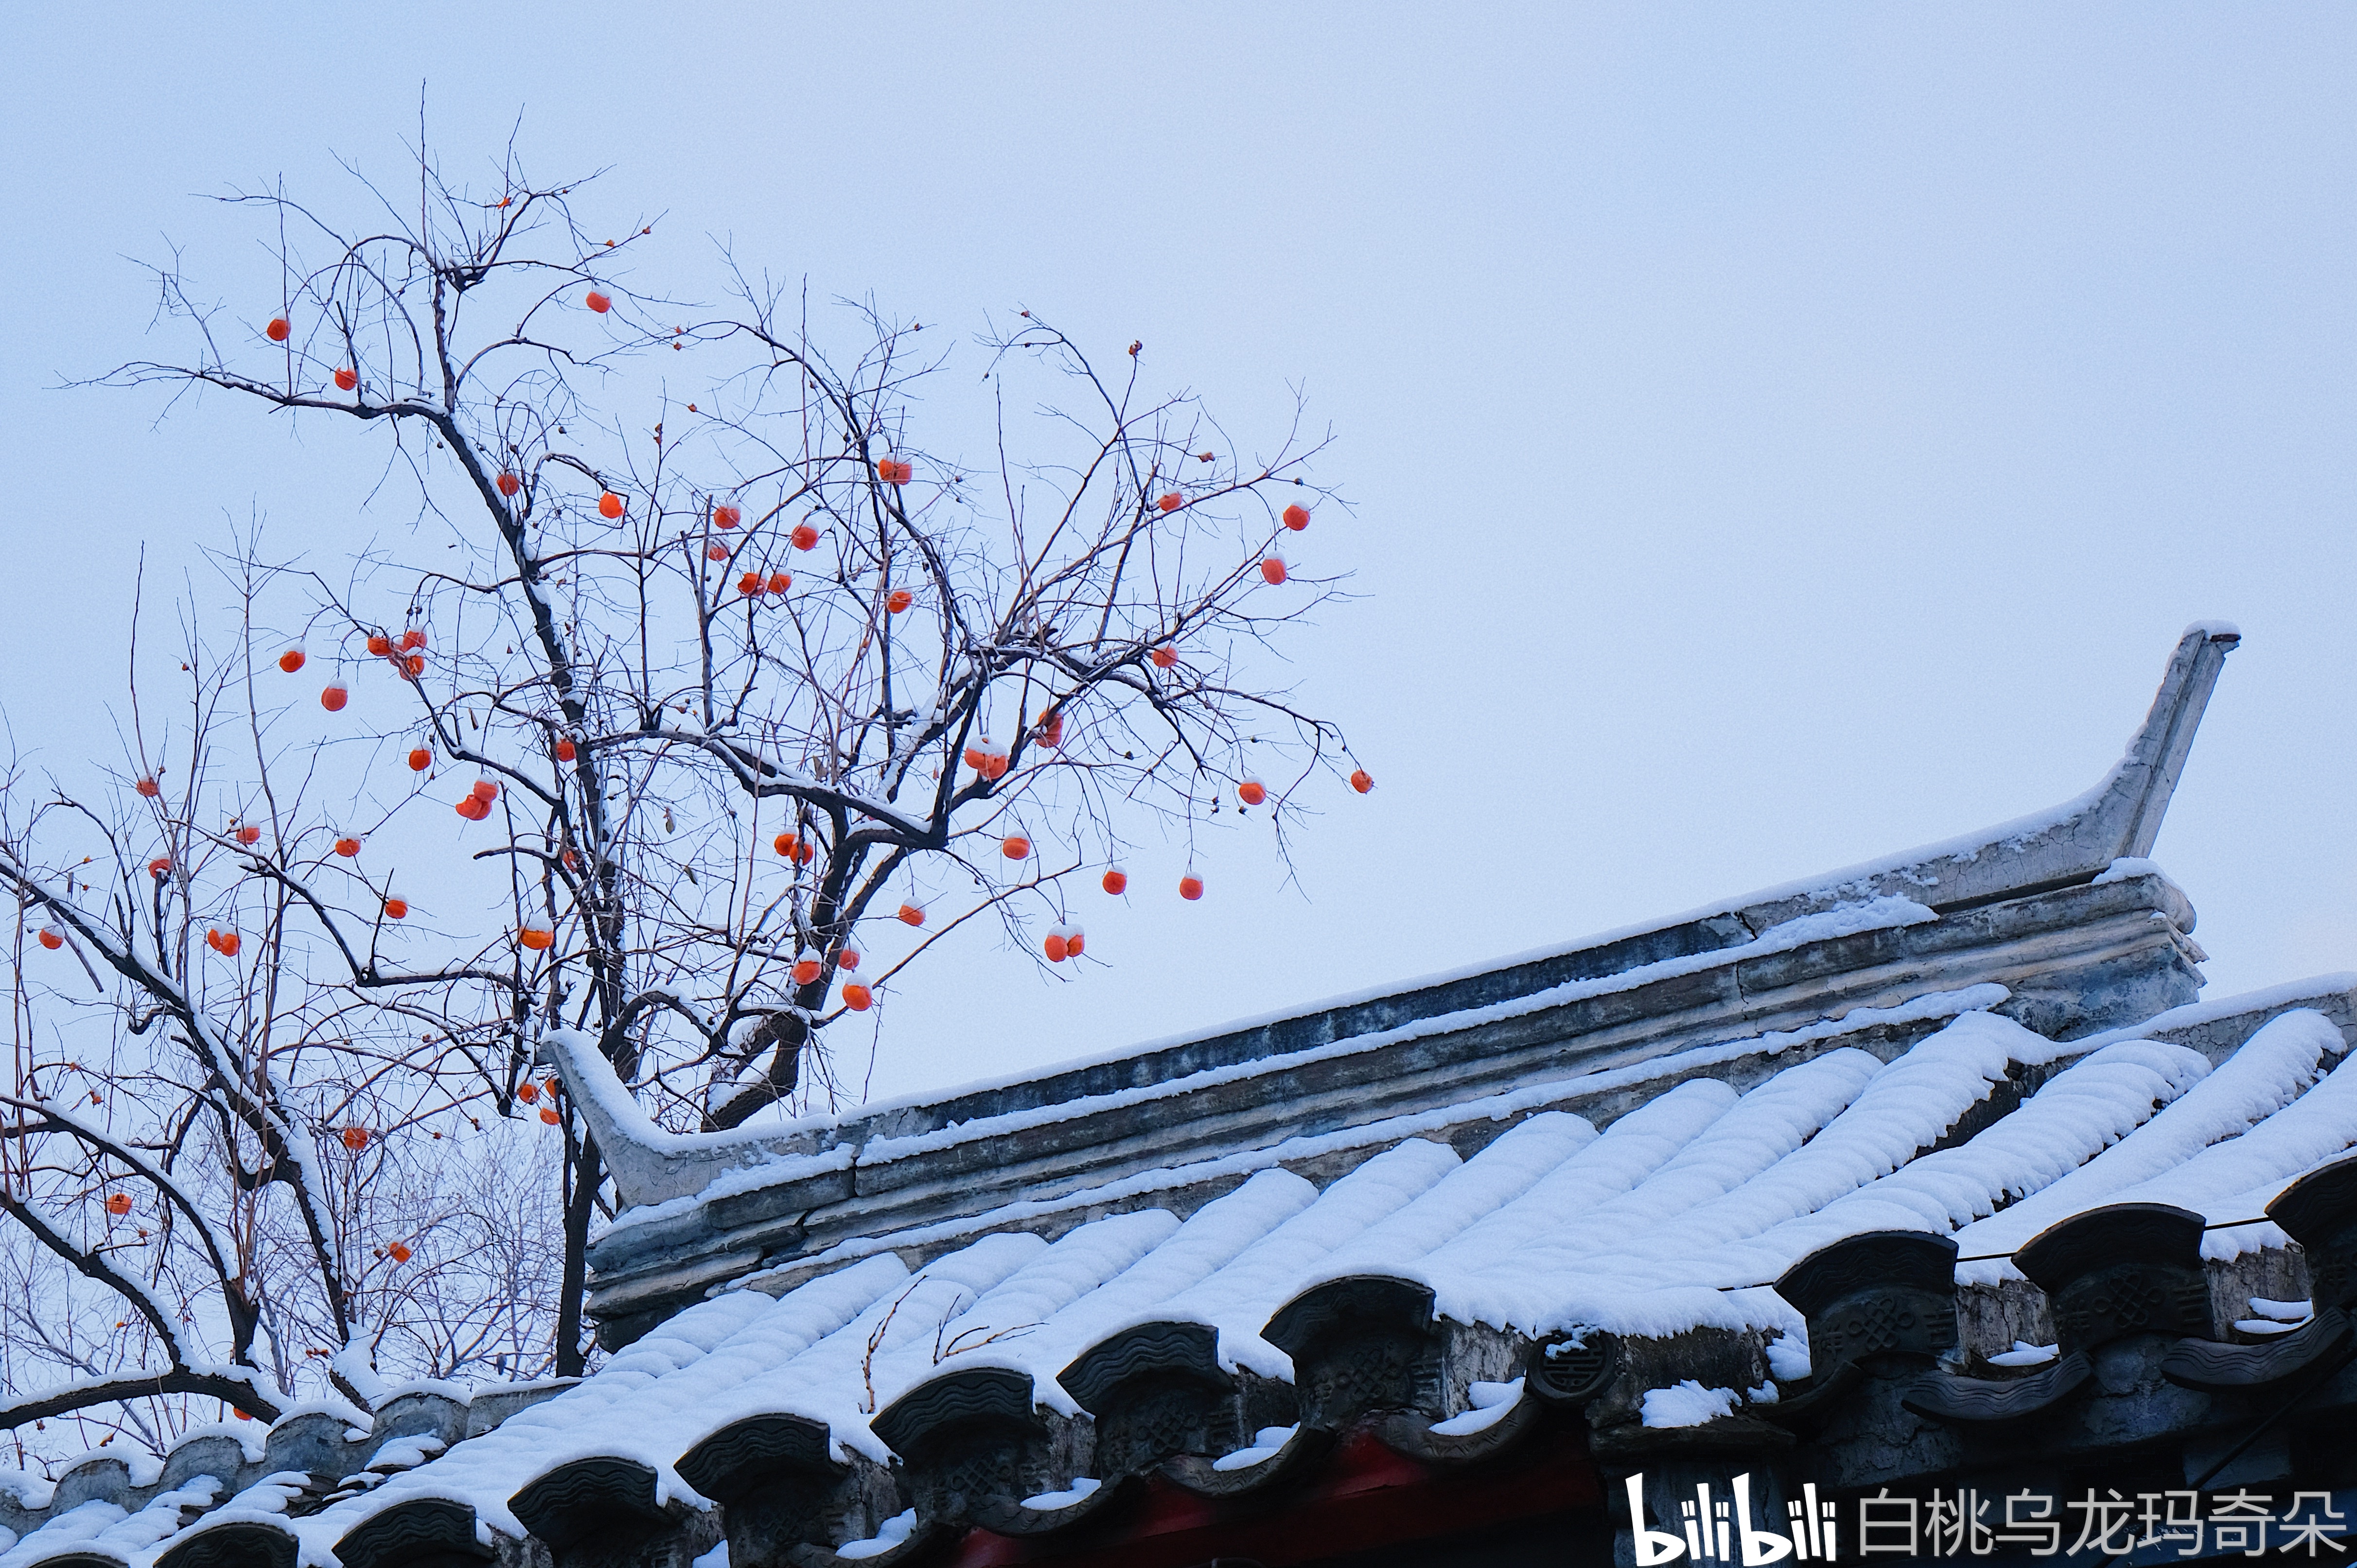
[947,1423,1602,1568]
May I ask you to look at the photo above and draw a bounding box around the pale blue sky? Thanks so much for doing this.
[3,5,2352,1106]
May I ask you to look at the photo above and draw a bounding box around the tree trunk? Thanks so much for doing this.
[555,1130,602,1376]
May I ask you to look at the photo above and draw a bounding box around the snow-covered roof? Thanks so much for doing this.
[23,623,2357,1568]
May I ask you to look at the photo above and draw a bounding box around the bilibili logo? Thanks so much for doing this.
[1624,1473,1840,1564]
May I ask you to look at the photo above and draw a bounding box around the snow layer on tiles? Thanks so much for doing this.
[1417,1080,1739,1289]
[0,1479,223,1568]
[1024,1171,1322,1407]
[710,1237,1055,1467]
[298,1251,921,1550]
[1607,1014,2033,1261]
[2099,1046,2357,1245]
[1429,1377,1525,1435]
[1430,1049,1883,1328]
[1953,1010,2335,1283]
[674,1182,1319,1467]
[1161,1137,1461,1378]
[926,1210,1180,1358]
[859,1211,1181,1419]
[1688,1039,2206,1292]
[147,1472,312,1568]
[1433,1012,2051,1340]
[1309,1112,1599,1281]
[1284,1088,1739,1344]
[0,1502,121,1568]
[1640,1381,1741,1429]
[852,1144,1462,1416]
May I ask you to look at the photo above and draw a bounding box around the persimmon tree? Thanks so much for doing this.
[0,142,1359,1428]
[0,583,566,1451]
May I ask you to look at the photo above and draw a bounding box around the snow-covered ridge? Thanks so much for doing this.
[0,1376,575,1564]
[555,624,2237,1211]
[574,897,1950,1229]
